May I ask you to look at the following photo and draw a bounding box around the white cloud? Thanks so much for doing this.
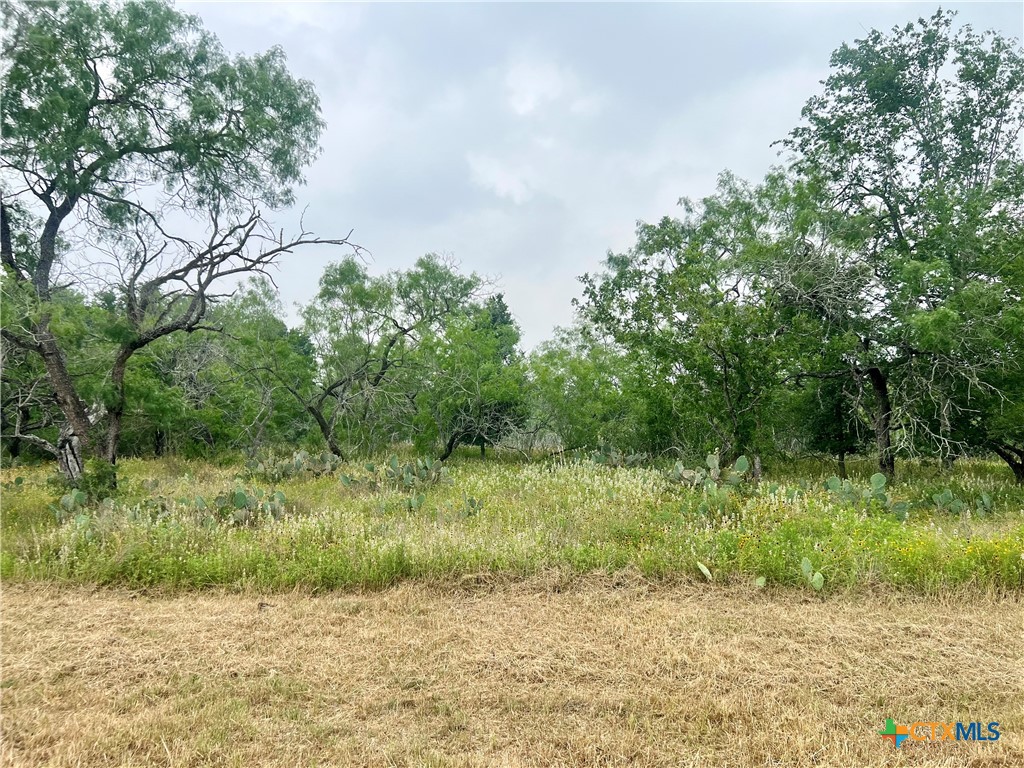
[466,153,538,205]
[503,53,603,118]
[505,57,570,115]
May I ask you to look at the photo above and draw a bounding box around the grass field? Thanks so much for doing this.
[2,582,1022,767]
[2,454,1023,592]
[2,454,1023,766]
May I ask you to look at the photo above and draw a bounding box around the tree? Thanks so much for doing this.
[468,294,525,457]
[529,323,644,455]
[944,352,1024,484]
[1,0,356,480]
[781,10,1024,476]
[414,296,530,461]
[289,254,483,457]
[790,377,867,479]
[580,173,801,469]
[0,323,59,461]
[113,279,317,458]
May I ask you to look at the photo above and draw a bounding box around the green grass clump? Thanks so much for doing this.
[1,456,1022,593]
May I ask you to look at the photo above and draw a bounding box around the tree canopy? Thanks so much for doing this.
[1,0,355,481]
[2,5,1022,485]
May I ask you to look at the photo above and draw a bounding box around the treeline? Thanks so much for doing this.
[2,255,532,462]
[574,11,1024,482]
[1,3,1022,483]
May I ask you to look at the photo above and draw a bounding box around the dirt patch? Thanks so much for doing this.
[2,582,1021,767]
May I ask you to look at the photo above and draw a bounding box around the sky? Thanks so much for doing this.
[182,1,1024,349]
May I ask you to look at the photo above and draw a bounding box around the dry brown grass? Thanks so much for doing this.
[1,580,1022,767]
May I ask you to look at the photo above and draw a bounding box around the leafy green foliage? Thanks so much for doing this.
[3,0,323,211]
[1,0,342,485]
[800,557,825,592]
[529,324,646,454]
[290,254,484,456]
[79,459,118,500]
[780,10,1024,477]
[3,4,1023,502]
[414,298,530,460]
[46,457,119,504]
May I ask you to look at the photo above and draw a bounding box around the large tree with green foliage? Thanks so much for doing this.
[414,295,530,461]
[529,323,644,455]
[115,279,317,458]
[290,254,483,457]
[580,173,806,468]
[780,9,1024,476]
[1,0,355,480]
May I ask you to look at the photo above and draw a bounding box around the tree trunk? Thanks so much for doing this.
[154,428,167,457]
[56,422,84,481]
[105,408,124,465]
[866,367,895,478]
[306,403,345,459]
[6,406,31,459]
[37,326,93,449]
[837,451,847,480]
[991,443,1024,485]
[105,347,136,465]
[480,441,486,459]
[30,310,101,483]
[0,201,12,268]
[752,454,762,481]
[439,430,466,462]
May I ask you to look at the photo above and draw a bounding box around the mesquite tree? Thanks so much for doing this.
[0,0,355,480]
[413,295,530,461]
[580,172,801,467]
[782,10,1024,476]
[288,254,484,457]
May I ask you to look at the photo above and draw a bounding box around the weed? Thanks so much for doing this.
[2,456,1022,592]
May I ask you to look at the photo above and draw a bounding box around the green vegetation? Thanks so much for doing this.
[3,455,1021,593]
[2,7,1022,768]
[4,5,1024,491]
[1,4,1023,602]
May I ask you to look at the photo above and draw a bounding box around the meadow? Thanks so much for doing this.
[3,452,1022,594]
[4,453,1024,767]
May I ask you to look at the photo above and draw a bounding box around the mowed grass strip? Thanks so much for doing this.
[2,583,1021,767]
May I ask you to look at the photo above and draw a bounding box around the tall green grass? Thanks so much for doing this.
[2,455,1022,593]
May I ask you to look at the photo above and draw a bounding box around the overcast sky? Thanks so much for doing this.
[182,1,1023,348]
